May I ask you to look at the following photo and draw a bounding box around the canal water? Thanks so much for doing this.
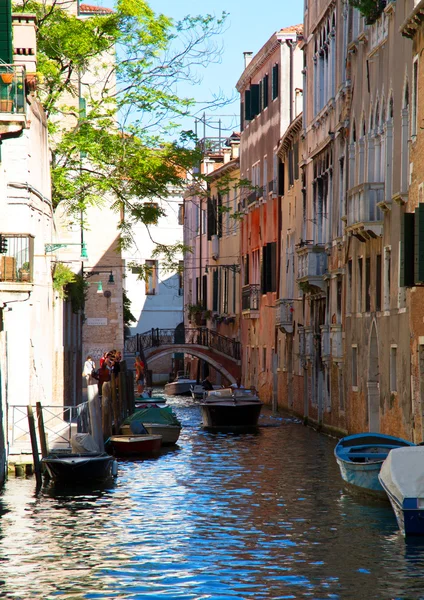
[1,396,424,600]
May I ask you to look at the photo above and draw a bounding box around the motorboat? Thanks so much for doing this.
[200,387,263,430]
[190,383,223,400]
[135,392,167,408]
[379,446,424,535]
[334,433,415,498]
[42,452,115,484]
[164,371,197,396]
[121,406,182,445]
[108,434,162,457]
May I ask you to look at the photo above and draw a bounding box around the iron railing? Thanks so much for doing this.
[242,284,260,311]
[0,235,33,283]
[9,404,79,451]
[125,327,241,361]
[0,64,26,115]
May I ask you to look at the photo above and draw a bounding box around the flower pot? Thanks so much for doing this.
[1,73,14,84]
[0,99,13,112]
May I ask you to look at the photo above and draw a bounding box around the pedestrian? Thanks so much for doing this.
[135,355,145,395]
[98,351,113,397]
[82,355,97,386]
[113,350,122,376]
[202,375,214,391]
[99,351,108,369]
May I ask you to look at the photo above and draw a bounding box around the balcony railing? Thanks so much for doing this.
[242,284,260,316]
[346,182,384,241]
[275,299,294,333]
[0,64,26,116]
[367,9,388,55]
[0,235,33,283]
[296,244,327,292]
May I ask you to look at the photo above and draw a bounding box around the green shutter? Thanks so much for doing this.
[212,270,218,311]
[400,212,415,287]
[244,90,251,121]
[261,246,266,294]
[272,64,279,100]
[263,74,269,108]
[250,84,260,118]
[415,204,424,284]
[269,242,277,292]
[0,1,13,64]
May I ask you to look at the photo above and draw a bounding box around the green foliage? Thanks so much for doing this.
[67,274,89,313]
[187,303,211,320]
[123,289,136,326]
[348,0,385,24]
[14,0,229,258]
[52,262,76,298]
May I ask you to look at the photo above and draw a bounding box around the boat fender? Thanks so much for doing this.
[112,460,118,477]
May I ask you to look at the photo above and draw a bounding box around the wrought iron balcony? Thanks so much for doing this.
[0,234,33,290]
[0,64,27,134]
[275,299,294,333]
[296,243,327,292]
[242,284,260,318]
[346,182,384,241]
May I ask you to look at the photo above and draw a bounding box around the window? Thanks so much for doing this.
[262,347,267,371]
[357,257,363,313]
[145,259,158,295]
[376,255,382,311]
[365,257,371,312]
[347,259,352,314]
[0,235,34,283]
[412,57,418,138]
[243,254,249,285]
[272,63,279,100]
[212,269,218,311]
[352,346,358,388]
[178,260,184,296]
[178,204,184,226]
[263,73,269,108]
[261,242,277,293]
[390,346,397,392]
[384,246,391,311]
[337,276,342,323]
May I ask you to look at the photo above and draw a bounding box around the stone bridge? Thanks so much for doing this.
[124,327,241,384]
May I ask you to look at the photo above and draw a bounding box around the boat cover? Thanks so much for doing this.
[123,406,181,427]
[380,447,424,502]
[71,433,101,453]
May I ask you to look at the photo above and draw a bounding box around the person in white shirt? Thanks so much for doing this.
[83,355,96,385]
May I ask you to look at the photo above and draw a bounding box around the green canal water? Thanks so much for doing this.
[1,396,424,599]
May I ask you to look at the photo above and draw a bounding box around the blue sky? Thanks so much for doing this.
[97,0,304,135]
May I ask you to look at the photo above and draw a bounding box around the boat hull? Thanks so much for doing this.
[109,435,162,457]
[335,456,386,498]
[121,423,181,445]
[200,402,262,430]
[164,381,195,396]
[42,453,114,484]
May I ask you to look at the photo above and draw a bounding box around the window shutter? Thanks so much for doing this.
[213,270,218,311]
[202,274,208,310]
[415,205,424,285]
[272,64,279,100]
[207,198,216,240]
[250,84,260,118]
[269,242,277,292]
[244,90,251,121]
[263,74,269,108]
[240,99,244,132]
[261,246,266,294]
[259,80,263,113]
[400,211,414,287]
[278,159,285,196]
[0,1,13,64]
[244,254,250,286]
[217,193,223,238]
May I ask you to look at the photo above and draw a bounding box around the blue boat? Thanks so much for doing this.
[379,447,424,536]
[334,433,415,498]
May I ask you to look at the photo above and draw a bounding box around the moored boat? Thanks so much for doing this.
[121,406,182,445]
[190,383,223,400]
[200,388,262,431]
[379,446,424,536]
[164,372,197,396]
[42,452,115,484]
[109,434,162,457]
[334,433,414,498]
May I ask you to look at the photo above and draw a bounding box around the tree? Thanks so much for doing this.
[14,0,228,260]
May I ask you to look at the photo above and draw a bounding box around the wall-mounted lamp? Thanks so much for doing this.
[83,269,115,284]
[45,242,88,259]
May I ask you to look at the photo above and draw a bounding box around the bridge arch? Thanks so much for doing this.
[145,345,237,384]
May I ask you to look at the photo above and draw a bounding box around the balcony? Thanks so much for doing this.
[296,244,327,293]
[242,284,260,318]
[275,299,294,333]
[0,235,34,292]
[0,64,27,134]
[330,325,343,361]
[346,182,384,241]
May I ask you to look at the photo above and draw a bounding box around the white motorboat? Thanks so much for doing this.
[379,446,424,536]
[164,372,197,396]
[190,383,223,400]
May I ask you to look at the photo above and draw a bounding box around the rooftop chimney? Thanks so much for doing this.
[243,51,253,69]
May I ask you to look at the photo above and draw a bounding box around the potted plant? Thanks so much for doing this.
[19,262,30,282]
[0,72,14,85]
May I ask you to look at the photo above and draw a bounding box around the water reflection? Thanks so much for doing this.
[1,396,424,598]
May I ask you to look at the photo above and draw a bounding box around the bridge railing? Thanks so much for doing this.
[125,327,241,361]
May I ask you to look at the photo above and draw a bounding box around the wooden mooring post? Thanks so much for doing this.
[36,402,49,458]
[27,405,42,487]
